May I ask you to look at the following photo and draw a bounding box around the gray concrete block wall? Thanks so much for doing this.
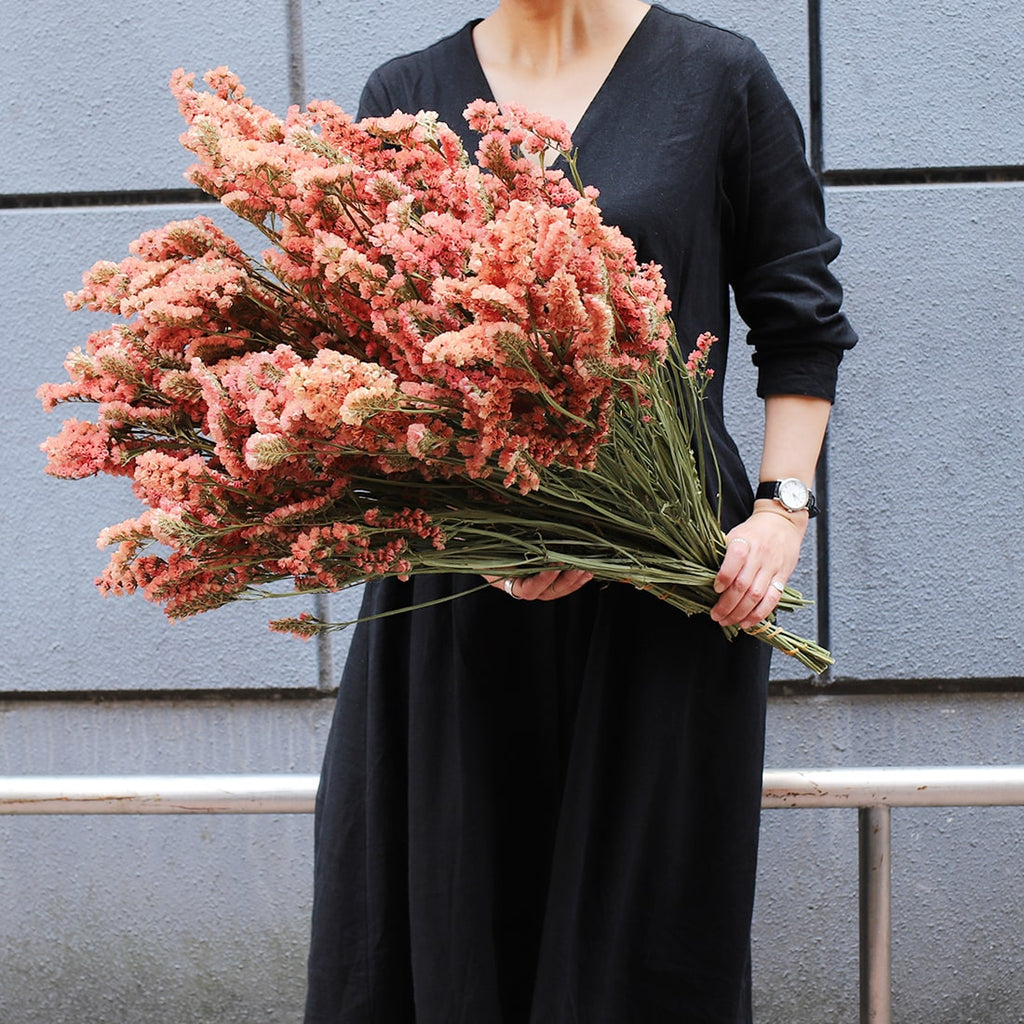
[822,1,1024,169]
[2,1,1022,1022]
[827,184,1024,680]
[5,2,291,193]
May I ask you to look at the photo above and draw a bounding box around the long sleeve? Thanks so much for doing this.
[723,45,858,401]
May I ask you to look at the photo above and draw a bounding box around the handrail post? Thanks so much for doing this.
[859,805,892,1024]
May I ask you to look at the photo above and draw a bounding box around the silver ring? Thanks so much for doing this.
[503,578,523,600]
[770,579,786,594]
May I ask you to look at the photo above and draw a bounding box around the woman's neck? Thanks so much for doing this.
[479,0,650,75]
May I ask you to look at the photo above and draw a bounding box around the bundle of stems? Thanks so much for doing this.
[229,341,832,674]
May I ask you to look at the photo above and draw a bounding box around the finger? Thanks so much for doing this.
[714,536,750,593]
[738,593,782,630]
[712,564,768,625]
[483,570,559,599]
[514,569,564,601]
[484,573,527,597]
[717,570,783,628]
[711,547,759,621]
[520,569,594,601]
[536,568,593,601]
[486,569,594,602]
[737,575,785,630]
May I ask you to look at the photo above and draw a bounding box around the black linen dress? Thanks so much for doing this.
[305,7,857,1023]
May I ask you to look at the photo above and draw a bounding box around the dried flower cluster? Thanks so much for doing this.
[39,69,831,672]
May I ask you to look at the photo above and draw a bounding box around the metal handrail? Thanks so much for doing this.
[762,765,1024,808]
[3,766,1024,1024]
[0,773,320,815]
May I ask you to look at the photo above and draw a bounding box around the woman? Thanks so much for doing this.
[305,2,856,1021]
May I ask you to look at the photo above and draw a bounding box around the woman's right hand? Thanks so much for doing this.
[483,568,593,601]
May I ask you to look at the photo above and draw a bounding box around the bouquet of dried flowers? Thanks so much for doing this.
[39,68,832,673]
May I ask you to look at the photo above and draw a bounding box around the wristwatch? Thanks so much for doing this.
[755,478,819,518]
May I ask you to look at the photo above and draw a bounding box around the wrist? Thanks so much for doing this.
[752,499,809,530]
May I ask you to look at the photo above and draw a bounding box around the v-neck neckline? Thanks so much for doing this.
[461,4,656,149]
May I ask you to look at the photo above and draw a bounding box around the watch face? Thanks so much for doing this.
[777,478,809,511]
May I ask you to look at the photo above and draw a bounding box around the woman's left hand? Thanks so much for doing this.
[483,568,593,601]
[710,507,808,629]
